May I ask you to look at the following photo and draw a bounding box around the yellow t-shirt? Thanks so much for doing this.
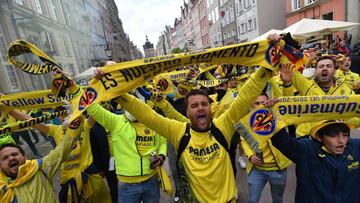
[132,122,156,156]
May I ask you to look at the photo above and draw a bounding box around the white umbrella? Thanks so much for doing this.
[282,18,360,39]
[251,29,282,42]
[75,67,97,80]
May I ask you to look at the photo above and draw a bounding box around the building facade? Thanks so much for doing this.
[143,36,156,58]
[171,17,186,51]
[220,0,238,45]
[199,0,210,48]
[181,1,195,51]
[346,0,359,46]
[236,0,286,42]
[207,0,222,47]
[190,0,204,50]
[0,0,139,93]
[286,0,345,25]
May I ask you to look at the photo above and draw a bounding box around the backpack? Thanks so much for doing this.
[175,122,238,202]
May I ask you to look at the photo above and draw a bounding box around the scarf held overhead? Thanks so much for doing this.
[0,110,67,134]
[8,39,277,124]
[0,89,73,111]
[235,95,360,151]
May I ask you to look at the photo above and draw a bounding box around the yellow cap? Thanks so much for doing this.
[310,120,355,138]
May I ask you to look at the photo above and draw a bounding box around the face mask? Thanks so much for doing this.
[125,111,136,121]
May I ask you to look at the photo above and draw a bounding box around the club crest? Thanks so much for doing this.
[249,109,276,136]
[78,87,97,111]
[157,78,169,92]
[265,44,282,67]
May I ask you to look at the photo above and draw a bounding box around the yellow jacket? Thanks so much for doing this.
[269,75,298,98]
[286,70,355,136]
[0,129,73,202]
[335,69,360,88]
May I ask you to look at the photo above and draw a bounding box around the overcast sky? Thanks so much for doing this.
[115,0,184,53]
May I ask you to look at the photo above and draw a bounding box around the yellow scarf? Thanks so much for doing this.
[0,110,67,134]
[0,89,72,111]
[237,95,360,151]
[8,39,280,125]
[0,160,39,202]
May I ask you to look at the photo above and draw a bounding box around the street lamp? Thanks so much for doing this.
[105,45,113,60]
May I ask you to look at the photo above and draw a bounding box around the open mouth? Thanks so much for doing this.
[9,161,19,168]
[335,145,345,152]
[197,114,207,123]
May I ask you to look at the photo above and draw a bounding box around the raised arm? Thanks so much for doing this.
[86,103,122,132]
[215,66,272,141]
[270,128,305,163]
[279,63,314,95]
[41,126,79,179]
[8,110,50,134]
[115,94,186,148]
[156,98,189,123]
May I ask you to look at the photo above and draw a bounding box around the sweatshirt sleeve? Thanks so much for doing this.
[270,128,304,163]
[157,135,167,157]
[116,94,186,149]
[41,127,75,180]
[86,103,124,132]
[291,70,315,95]
[240,137,255,158]
[214,66,272,143]
[156,99,189,123]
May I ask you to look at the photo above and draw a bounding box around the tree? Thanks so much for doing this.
[171,47,184,54]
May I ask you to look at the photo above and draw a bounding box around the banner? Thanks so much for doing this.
[69,40,278,121]
[0,110,67,134]
[237,95,360,150]
[8,39,281,124]
[0,89,73,111]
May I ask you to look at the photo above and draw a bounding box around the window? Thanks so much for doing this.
[15,0,24,5]
[305,0,315,5]
[45,32,58,53]
[212,10,215,22]
[248,19,253,31]
[34,0,43,14]
[49,0,58,21]
[241,23,246,34]
[215,7,219,21]
[5,65,20,89]
[208,13,212,22]
[0,27,20,89]
[254,17,257,30]
[62,38,71,56]
[247,0,251,7]
[292,0,300,11]
[230,5,234,22]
